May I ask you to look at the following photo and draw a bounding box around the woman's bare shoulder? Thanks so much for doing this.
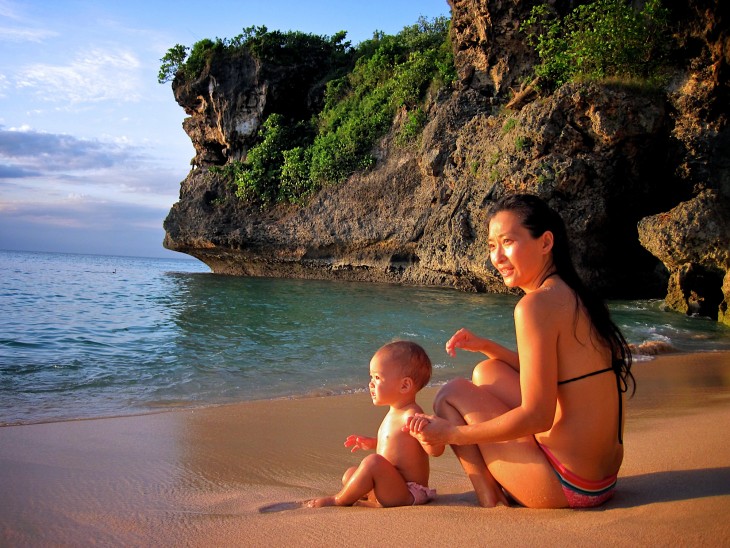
[516,283,574,321]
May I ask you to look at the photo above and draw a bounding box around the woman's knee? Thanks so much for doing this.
[472,358,510,386]
[471,359,521,407]
[435,366,519,419]
[433,377,473,416]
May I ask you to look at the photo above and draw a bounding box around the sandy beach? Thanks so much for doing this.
[1,351,729,546]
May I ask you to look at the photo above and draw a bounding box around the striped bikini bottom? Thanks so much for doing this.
[537,443,617,508]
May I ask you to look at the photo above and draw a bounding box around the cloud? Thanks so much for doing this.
[0,0,57,42]
[0,164,40,178]
[0,197,167,229]
[0,125,186,211]
[0,125,144,172]
[0,135,185,257]
[0,24,56,42]
[16,48,142,104]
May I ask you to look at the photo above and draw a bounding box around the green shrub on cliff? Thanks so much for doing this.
[158,44,187,84]
[522,0,670,90]
[307,16,454,188]
[229,114,314,206]
[158,26,350,84]
[162,17,453,207]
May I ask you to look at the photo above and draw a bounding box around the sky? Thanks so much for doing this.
[0,0,450,259]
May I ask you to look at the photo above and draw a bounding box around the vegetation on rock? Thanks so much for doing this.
[160,17,454,207]
[158,26,352,85]
[522,0,671,91]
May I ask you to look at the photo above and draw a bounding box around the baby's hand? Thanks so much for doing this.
[344,435,376,452]
[404,413,432,434]
[403,413,452,447]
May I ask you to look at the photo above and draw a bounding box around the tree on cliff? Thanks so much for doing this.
[158,26,352,85]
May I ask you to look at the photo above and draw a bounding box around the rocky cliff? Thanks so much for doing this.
[163,0,730,325]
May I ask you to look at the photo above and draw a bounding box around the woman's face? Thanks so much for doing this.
[488,210,550,290]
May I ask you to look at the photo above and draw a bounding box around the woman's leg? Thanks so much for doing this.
[434,359,567,508]
[434,376,509,507]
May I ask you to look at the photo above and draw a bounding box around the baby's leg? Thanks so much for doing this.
[342,466,375,503]
[306,467,364,508]
[342,466,357,484]
[306,495,337,508]
[337,453,412,507]
[309,454,412,508]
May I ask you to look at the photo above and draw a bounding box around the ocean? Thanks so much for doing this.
[2,249,729,426]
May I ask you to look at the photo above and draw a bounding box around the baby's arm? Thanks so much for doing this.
[419,433,445,457]
[405,413,445,457]
[344,434,377,453]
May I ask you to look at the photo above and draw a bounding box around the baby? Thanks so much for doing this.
[307,340,444,508]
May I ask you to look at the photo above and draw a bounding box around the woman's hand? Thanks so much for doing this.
[343,435,376,452]
[403,413,455,446]
[445,328,484,357]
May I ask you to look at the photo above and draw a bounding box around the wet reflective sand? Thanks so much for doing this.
[1,352,729,546]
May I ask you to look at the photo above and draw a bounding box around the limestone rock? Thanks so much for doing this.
[164,0,729,324]
[638,190,730,322]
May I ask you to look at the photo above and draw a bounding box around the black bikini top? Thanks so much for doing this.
[559,366,624,445]
[558,367,613,385]
[543,272,626,444]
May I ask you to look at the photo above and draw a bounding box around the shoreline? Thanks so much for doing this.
[1,351,729,546]
[3,348,729,428]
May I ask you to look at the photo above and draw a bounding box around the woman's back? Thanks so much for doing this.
[533,278,623,480]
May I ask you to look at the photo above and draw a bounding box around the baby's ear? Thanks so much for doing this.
[400,376,414,392]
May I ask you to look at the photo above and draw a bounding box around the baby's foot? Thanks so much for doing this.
[305,496,338,508]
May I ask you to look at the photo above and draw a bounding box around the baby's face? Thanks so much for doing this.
[368,352,403,406]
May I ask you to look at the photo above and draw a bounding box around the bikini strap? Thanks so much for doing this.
[616,370,624,445]
[558,366,625,444]
[557,367,614,385]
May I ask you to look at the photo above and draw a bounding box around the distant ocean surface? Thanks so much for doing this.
[2,250,729,426]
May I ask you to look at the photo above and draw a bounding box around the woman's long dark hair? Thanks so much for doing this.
[488,194,635,395]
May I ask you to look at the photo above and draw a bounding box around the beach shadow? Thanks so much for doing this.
[611,467,730,508]
[258,493,478,513]
[258,501,304,513]
[256,470,730,513]
[429,492,481,506]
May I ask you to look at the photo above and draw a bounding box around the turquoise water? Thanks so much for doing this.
[1,250,729,425]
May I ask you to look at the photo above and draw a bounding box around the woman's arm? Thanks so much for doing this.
[445,328,520,371]
[414,294,561,446]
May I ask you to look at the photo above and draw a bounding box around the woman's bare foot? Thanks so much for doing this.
[471,474,510,507]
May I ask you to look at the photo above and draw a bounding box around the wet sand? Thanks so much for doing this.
[1,352,729,546]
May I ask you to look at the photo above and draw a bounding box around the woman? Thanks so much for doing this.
[406,194,634,508]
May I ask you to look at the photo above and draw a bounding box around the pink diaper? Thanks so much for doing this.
[407,482,436,505]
